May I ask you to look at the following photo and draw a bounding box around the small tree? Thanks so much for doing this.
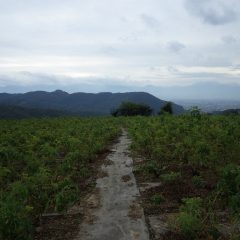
[159,102,173,115]
[111,102,152,116]
[189,106,201,118]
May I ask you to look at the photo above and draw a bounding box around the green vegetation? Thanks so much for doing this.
[1,112,240,239]
[159,101,173,115]
[150,194,165,205]
[160,171,181,183]
[111,101,153,116]
[218,164,240,214]
[176,197,204,238]
[127,114,240,239]
[0,104,78,119]
[0,117,120,240]
[192,175,205,188]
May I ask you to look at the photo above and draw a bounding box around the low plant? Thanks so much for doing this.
[161,171,181,183]
[0,197,33,240]
[150,194,165,205]
[192,175,205,188]
[175,197,204,238]
[218,164,240,215]
[54,177,79,212]
[142,160,162,177]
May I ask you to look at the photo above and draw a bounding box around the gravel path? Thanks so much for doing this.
[75,130,149,240]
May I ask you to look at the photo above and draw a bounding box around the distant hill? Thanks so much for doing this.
[212,109,240,116]
[0,90,184,117]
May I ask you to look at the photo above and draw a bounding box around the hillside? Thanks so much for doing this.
[0,90,184,116]
[0,105,79,119]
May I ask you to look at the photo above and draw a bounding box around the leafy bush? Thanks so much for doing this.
[159,102,173,115]
[150,194,165,205]
[176,197,203,238]
[188,106,202,118]
[192,175,205,188]
[180,197,203,216]
[177,212,202,238]
[218,164,240,214]
[142,160,162,177]
[111,101,153,116]
[0,197,33,240]
[55,181,78,212]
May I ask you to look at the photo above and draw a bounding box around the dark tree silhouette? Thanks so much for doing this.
[159,102,173,115]
[111,102,153,116]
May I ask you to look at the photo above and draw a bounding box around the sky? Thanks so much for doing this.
[0,0,240,98]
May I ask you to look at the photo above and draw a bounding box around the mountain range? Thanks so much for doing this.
[2,81,239,101]
[0,91,184,118]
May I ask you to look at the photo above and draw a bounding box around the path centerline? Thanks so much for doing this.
[75,130,149,240]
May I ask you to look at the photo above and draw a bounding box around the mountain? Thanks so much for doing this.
[0,90,184,116]
[2,81,240,101]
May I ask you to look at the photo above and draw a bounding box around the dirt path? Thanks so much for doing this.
[75,130,149,240]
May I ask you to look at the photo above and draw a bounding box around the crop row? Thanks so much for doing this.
[0,117,120,240]
[127,115,240,239]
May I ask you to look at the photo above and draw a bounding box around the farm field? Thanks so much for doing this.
[0,117,121,240]
[127,115,240,239]
[0,114,240,240]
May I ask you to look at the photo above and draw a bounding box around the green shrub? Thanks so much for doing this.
[55,179,78,212]
[192,175,205,188]
[150,194,165,205]
[180,197,203,216]
[111,101,153,116]
[0,198,33,240]
[0,167,11,187]
[159,102,173,115]
[177,212,202,238]
[176,197,204,238]
[142,160,162,177]
[188,106,202,118]
[218,164,240,214]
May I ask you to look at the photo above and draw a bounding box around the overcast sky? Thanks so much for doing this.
[0,0,240,95]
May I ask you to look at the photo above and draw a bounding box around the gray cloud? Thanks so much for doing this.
[185,0,238,25]
[0,72,60,87]
[221,35,237,44]
[167,41,186,53]
[0,0,240,96]
[140,14,161,30]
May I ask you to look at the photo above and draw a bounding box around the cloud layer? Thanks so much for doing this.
[0,0,240,98]
[185,0,239,25]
